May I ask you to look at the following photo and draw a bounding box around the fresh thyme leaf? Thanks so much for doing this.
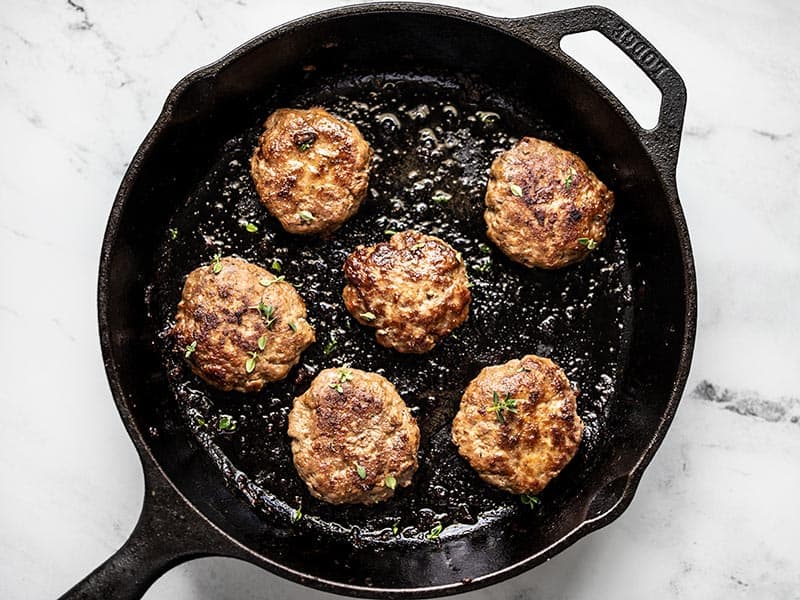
[385,475,397,490]
[489,391,519,424]
[211,253,223,274]
[509,183,523,197]
[324,335,338,355]
[329,382,344,393]
[478,243,491,255]
[194,415,206,428]
[564,167,577,189]
[426,524,443,540]
[291,507,302,523]
[431,190,452,204]
[411,242,425,251]
[356,464,367,479]
[169,228,178,240]
[259,275,285,287]
[520,493,540,508]
[337,367,353,383]
[392,521,400,535]
[465,281,474,289]
[244,222,258,233]
[384,229,398,236]
[577,237,598,250]
[184,340,197,359]
[217,415,236,432]
[289,321,298,332]
[257,302,277,328]
[271,259,282,273]
[257,335,267,351]
[298,210,316,222]
[472,259,492,273]
[360,312,377,321]
[298,140,313,152]
[245,352,258,374]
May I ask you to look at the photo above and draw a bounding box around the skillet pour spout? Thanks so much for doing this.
[61,4,694,599]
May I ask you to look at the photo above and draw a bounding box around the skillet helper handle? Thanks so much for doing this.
[511,6,687,174]
[59,464,230,600]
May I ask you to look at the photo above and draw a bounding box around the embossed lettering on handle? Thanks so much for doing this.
[609,22,670,79]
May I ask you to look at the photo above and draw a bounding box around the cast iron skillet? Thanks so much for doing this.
[61,4,695,599]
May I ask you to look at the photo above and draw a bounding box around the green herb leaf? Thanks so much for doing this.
[426,524,443,540]
[564,167,577,189]
[478,243,492,255]
[289,321,298,332]
[356,464,367,479]
[291,507,302,523]
[257,335,267,351]
[465,281,474,289]
[472,259,492,274]
[384,229,398,236]
[520,493,540,508]
[392,521,400,535]
[184,340,197,359]
[245,352,258,374]
[257,302,277,329]
[217,414,237,432]
[411,242,425,251]
[577,237,598,250]
[360,312,377,321]
[194,415,206,428]
[337,367,353,383]
[385,475,397,490]
[259,275,285,287]
[329,382,344,393]
[324,335,338,355]
[431,190,452,204]
[509,183,523,197]
[211,253,223,274]
[271,259,282,273]
[298,210,316,222]
[169,228,178,240]
[489,391,520,424]
[244,222,258,233]
[298,140,313,152]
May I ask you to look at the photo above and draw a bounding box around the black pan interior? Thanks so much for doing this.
[103,10,689,592]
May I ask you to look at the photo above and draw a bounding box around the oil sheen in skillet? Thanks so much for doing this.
[150,70,633,546]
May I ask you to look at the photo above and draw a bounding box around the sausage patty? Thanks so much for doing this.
[342,230,471,354]
[451,354,583,495]
[173,256,315,393]
[250,107,372,235]
[287,368,420,505]
[484,137,615,269]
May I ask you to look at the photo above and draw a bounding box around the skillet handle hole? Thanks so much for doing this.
[561,31,663,130]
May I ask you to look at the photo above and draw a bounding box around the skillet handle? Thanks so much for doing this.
[509,6,687,175]
[58,459,239,600]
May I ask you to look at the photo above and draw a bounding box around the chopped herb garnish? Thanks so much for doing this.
[298,140,313,152]
[194,415,207,428]
[517,365,532,373]
[411,242,425,251]
[478,243,491,255]
[360,312,377,321]
[259,275,286,287]
[211,253,223,274]
[472,259,491,274]
[509,183,523,197]
[356,464,367,479]
[291,507,302,523]
[289,321,298,332]
[489,391,519,424]
[329,382,344,393]
[392,521,400,535]
[564,167,577,189]
[520,493,540,508]
[168,228,178,240]
[476,111,500,125]
[431,190,452,204]
[337,367,353,383]
[245,352,258,374]
[257,302,277,328]
[243,222,258,233]
[257,335,267,351]
[426,524,443,540]
[384,229,398,236]
[298,210,316,222]
[217,414,236,432]
[271,259,282,273]
[455,251,463,262]
[324,335,338,355]
[577,237,598,250]
[465,281,474,289]
[184,340,197,359]
[385,475,397,490]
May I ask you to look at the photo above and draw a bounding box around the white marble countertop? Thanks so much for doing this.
[1,0,798,598]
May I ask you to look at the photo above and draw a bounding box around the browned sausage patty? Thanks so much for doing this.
[287,368,420,505]
[250,107,372,235]
[451,354,583,495]
[484,137,614,269]
[173,256,315,393]
[342,230,471,354]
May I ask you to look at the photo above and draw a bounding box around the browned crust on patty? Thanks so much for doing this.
[342,230,471,354]
[172,256,315,393]
[250,107,372,235]
[484,137,614,269]
[287,368,420,504]
[451,354,583,495]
